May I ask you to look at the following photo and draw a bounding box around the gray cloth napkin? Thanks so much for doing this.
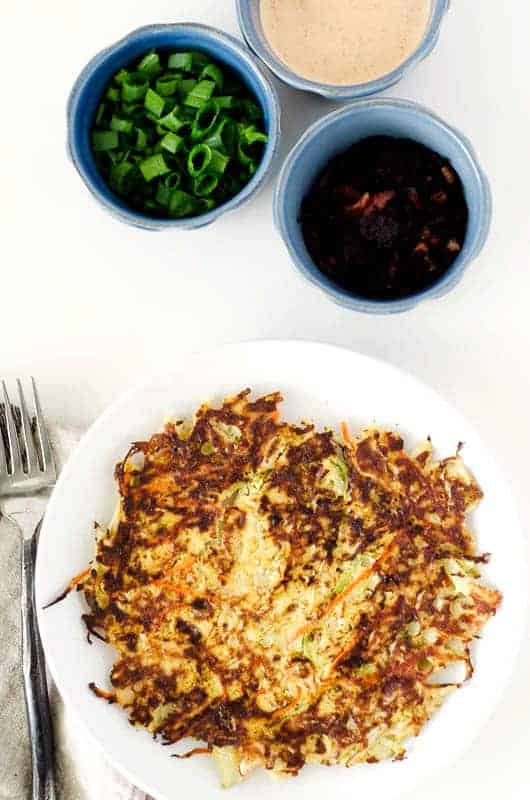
[0,425,147,800]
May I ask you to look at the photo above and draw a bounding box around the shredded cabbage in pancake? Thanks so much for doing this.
[72,390,500,786]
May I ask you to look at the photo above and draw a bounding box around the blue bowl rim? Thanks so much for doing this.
[236,0,450,99]
[273,97,492,314]
[67,22,281,230]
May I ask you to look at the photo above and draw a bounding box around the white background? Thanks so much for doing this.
[2,1,530,798]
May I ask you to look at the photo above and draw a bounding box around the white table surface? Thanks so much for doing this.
[4,0,530,797]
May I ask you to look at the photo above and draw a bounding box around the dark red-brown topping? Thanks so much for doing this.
[300,136,468,300]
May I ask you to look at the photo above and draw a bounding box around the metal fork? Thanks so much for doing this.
[0,378,57,800]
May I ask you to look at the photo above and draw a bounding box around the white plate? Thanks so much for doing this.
[36,341,526,800]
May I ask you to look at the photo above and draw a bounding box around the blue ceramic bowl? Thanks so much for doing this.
[274,99,492,314]
[237,0,449,100]
[67,24,281,230]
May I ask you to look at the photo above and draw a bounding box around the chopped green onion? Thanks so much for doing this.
[183,80,216,108]
[156,171,183,206]
[122,102,145,118]
[168,189,200,218]
[110,115,133,134]
[92,130,119,151]
[215,96,235,109]
[237,126,268,166]
[208,148,230,175]
[168,52,193,71]
[155,183,170,206]
[95,103,107,126]
[191,51,210,71]
[114,68,129,86]
[179,78,197,97]
[193,173,219,197]
[160,132,183,154]
[179,105,196,121]
[135,127,148,149]
[218,173,245,199]
[187,143,212,177]
[204,117,237,154]
[137,51,162,78]
[106,86,120,102]
[110,161,137,195]
[200,64,224,90]
[121,73,149,102]
[105,150,121,165]
[191,100,220,141]
[239,99,262,121]
[165,172,182,190]
[144,88,165,118]
[155,73,180,97]
[139,153,171,182]
[158,107,186,133]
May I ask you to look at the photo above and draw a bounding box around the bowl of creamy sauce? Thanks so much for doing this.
[237,0,450,99]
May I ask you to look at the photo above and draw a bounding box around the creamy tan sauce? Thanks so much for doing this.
[260,0,431,85]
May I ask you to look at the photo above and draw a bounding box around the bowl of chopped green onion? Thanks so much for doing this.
[67,24,280,229]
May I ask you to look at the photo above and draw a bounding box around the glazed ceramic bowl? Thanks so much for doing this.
[237,0,450,100]
[67,23,281,230]
[274,98,492,314]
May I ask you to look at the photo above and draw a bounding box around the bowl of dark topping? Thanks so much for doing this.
[274,99,492,313]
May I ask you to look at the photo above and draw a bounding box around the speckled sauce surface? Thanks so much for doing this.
[260,0,431,84]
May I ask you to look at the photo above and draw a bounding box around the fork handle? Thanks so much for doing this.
[21,535,58,800]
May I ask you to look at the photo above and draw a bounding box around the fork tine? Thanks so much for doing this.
[31,377,56,476]
[17,379,40,476]
[0,401,8,475]
[2,381,23,476]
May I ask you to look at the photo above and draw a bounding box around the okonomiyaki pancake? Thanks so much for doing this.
[69,390,500,786]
